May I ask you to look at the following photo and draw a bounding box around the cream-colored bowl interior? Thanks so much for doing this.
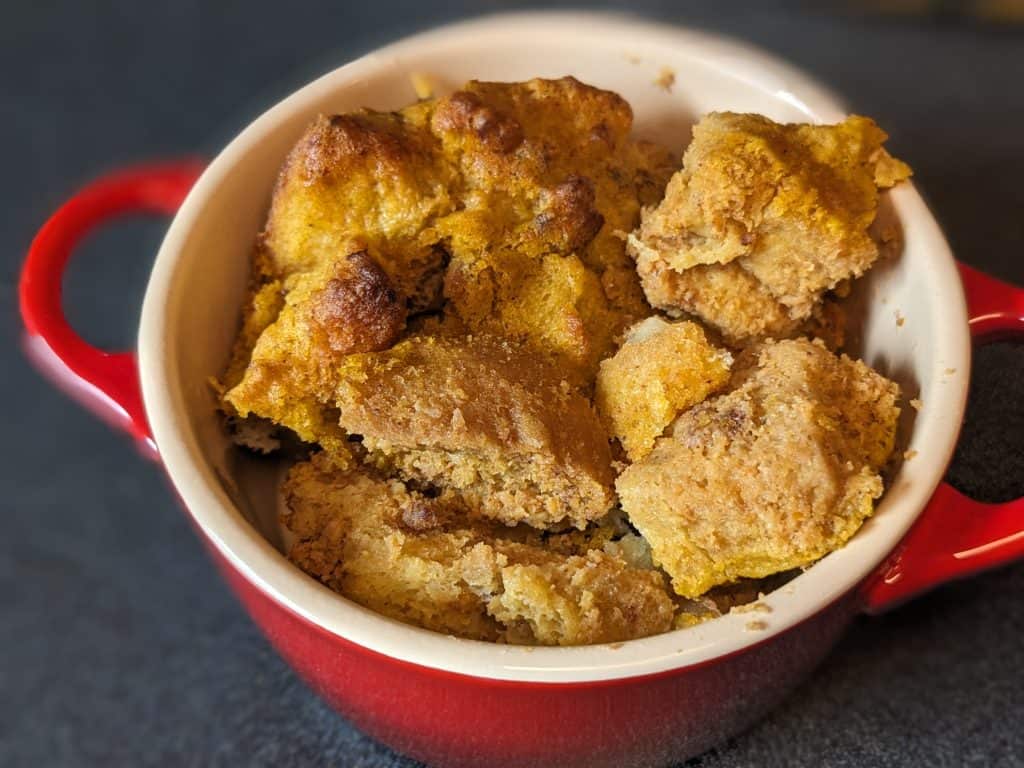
[139,13,969,683]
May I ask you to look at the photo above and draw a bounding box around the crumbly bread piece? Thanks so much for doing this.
[226,415,281,454]
[282,453,676,645]
[441,240,623,388]
[334,334,616,529]
[224,78,677,430]
[596,317,732,460]
[633,260,802,344]
[491,548,676,646]
[628,113,911,344]
[223,252,405,455]
[617,338,900,598]
[430,78,677,381]
[263,109,457,303]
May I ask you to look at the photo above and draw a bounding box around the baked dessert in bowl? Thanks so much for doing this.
[215,71,912,646]
[20,13,1024,768]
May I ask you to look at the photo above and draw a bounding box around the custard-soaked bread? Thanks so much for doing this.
[490,547,676,646]
[617,339,900,598]
[283,454,503,641]
[223,77,677,423]
[441,239,623,388]
[333,334,616,529]
[282,453,676,645]
[636,261,802,345]
[430,78,677,380]
[223,252,406,454]
[628,113,910,344]
[596,317,732,461]
[263,109,457,304]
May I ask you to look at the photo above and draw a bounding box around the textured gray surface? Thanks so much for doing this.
[3,2,1023,766]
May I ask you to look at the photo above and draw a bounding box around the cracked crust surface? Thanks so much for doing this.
[334,333,616,529]
[429,78,677,382]
[224,77,677,435]
[282,453,676,646]
[628,112,910,344]
[616,338,901,598]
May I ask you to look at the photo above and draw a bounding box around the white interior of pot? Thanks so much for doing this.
[139,14,970,682]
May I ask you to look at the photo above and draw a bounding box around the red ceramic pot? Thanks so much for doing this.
[18,14,1024,768]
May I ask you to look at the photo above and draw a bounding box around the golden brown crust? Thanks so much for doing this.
[596,317,732,460]
[532,175,605,255]
[265,110,456,301]
[617,338,900,598]
[628,112,911,344]
[282,453,675,645]
[301,113,423,181]
[430,89,525,153]
[224,77,678,447]
[333,334,616,529]
[309,251,407,355]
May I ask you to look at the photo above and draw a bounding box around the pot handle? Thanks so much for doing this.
[18,161,204,459]
[862,263,1024,613]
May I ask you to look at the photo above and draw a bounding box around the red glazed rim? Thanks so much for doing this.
[861,263,1024,612]
[21,13,1022,683]
[19,161,203,459]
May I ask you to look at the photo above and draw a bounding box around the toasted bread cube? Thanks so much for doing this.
[628,113,911,343]
[617,338,900,598]
[333,334,616,530]
[596,317,732,460]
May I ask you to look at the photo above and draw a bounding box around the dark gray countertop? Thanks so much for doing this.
[3,2,1022,766]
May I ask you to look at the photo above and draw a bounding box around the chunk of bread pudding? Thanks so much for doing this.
[617,338,900,598]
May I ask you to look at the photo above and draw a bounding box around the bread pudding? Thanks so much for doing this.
[627,112,911,344]
[617,338,900,598]
[218,77,909,646]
